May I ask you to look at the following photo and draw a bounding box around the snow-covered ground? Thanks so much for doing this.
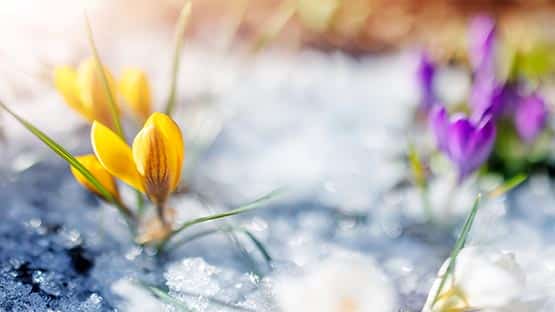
[1,22,555,310]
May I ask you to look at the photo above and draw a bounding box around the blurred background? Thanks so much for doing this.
[4,0,555,69]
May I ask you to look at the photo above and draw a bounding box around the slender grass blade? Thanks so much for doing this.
[84,14,125,138]
[161,188,284,250]
[242,229,272,264]
[251,0,297,53]
[171,188,283,235]
[0,101,134,221]
[168,226,273,269]
[431,194,482,306]
[138,282,190,312]
[487,174,526,199]
[164,0,193,116]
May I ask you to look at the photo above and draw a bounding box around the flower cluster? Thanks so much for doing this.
[55,58,184,244]
[417,15,550,181]
[54,58,152,127]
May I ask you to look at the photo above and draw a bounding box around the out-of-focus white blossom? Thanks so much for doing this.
[423,246,542,312]
[275,254,397,312]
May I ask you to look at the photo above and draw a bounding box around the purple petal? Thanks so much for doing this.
[463,116,496,178]
[446,118,475,166]
[470,78,507,122]
[515,94,548,143]
[429,106,448,151]
[468,15,496,77]
[416,51,436,109]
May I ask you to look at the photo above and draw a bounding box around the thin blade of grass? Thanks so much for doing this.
[223,0,249,51]
[164,0,193,116]
[177,290,256,312]
[136,191,146,216]
[487,174,527,199]
[84,14,125,138]
[168,226,273,269]
[431,194,482,307]
[242,229,272,264]
[195,194,269,276]
[138,282,255,312]
[227,229,262,276]
[0,101,134,222]
[138,282,190,312]
[162,188,284,248]
[250,0,297,53]
[85,16,148,215]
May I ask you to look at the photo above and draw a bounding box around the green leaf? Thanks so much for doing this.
[487,174,527,199]
[0,101,134,222]
[431,194,482,307]
[251,0,297,53]
[164,0,193,116]
[161,188,285,249]
[84,14,125,139]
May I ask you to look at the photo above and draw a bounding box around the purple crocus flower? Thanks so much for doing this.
[514,93,548,143]
[468,15,496,78]
[430,106,496,182]
[416,51,437,110]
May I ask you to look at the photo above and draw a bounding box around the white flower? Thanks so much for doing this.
[422,246,539,312]
[274,254,397,312]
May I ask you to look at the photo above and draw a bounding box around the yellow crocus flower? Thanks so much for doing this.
[91,112,184,223]
[119,68,152,122]
[53,57,118,129]
[70,154,120,201]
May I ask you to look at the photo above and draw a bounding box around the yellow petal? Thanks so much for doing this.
[71,154,119,200]
[77,58,118,129]
[53,66,92,121]
[140,112,184,191]
[132,124,174,204]
[91,121,144,192]
[119,68,152,121]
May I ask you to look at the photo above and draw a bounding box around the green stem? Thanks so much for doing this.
[136,191,145,216]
